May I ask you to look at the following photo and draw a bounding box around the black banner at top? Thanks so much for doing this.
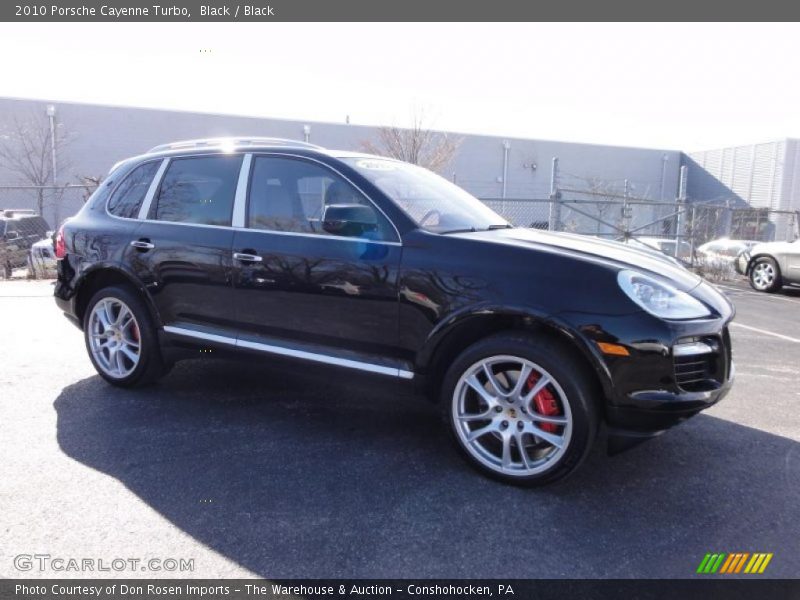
[3,0,800,22]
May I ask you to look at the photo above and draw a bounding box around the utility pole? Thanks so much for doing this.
[548,157,560,231]
[46,105,57,184]
[501,140,510,198]
[659,153,668,201]
[676,165,688,259]
[622,179,632,240]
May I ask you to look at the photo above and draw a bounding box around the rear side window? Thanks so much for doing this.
[150,155,243,226]
[107,161,159,219]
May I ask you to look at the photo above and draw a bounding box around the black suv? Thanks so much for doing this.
[55,138,735,485]
[1,210,50,277]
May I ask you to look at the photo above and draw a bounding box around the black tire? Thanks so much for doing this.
[748,256,782,293]
[83,285,169,387]
[440,331,599,486]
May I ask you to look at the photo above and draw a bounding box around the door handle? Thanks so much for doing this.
[130,240,155,250]
[233,252,263,263]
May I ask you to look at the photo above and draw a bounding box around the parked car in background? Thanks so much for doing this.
[627,237,693,262]
[697,239,759,271]
[742,238,800,292]
[54,137,735,485]
[0,210,51,278]
[28,237,57,279]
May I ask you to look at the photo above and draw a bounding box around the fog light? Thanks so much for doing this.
[673,341,714,357]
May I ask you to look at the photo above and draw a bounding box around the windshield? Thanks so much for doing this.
[341,157,509,233]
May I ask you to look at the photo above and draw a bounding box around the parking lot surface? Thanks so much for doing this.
[1,279,799,578]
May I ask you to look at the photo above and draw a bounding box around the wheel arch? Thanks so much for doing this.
[416,306,613,403]
[73,265,161,329]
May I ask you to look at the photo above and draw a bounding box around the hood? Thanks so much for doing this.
[454,228,703,291]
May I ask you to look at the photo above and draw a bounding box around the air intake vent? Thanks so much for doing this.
[674,354,715,391]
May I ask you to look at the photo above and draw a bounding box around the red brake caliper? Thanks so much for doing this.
[525,371,560,433]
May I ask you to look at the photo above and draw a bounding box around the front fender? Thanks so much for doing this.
[416,303,615,400]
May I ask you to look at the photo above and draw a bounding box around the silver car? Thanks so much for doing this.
[742,239,800,292]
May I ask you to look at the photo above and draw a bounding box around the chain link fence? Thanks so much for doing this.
[482,192,799,268]
[1,181,798,280]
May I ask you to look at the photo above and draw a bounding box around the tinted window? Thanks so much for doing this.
[151,155,243,226]
[107,161,159,219]
[247,156,395,241]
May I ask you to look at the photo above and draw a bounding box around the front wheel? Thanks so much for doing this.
[83,285,168,387]
[749,257,782,292]
[441,332,598,486]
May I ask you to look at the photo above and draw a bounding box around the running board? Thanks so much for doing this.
[163,325,415,380]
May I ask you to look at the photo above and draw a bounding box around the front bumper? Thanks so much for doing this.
[597,314,735,453]
[606,361,734,453]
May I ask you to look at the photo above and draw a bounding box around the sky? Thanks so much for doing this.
[1,22,799,151]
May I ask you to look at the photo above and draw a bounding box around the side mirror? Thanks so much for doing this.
[322,204,378,237]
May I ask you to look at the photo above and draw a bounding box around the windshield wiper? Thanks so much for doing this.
[439,227,478,234]
[439,224,513,235]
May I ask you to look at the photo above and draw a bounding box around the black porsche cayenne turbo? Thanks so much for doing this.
[54,137,735,485]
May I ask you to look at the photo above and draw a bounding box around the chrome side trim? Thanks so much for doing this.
[163,325,414,379]
[232,153,252,228]
[102,151,403,246]
[163,326,234,346]
[137,158,170,220]
[232,227,402,246]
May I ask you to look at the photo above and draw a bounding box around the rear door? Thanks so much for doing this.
[124,154,245,333]
[230,154,403,361]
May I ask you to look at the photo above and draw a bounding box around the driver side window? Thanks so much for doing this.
[246,156,396,241]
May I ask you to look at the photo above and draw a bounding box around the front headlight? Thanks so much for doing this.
[617,270,711,320]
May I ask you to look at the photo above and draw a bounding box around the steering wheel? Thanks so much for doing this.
[419,209,441,227]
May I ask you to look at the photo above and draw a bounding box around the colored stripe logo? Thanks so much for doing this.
[696,552,773,574]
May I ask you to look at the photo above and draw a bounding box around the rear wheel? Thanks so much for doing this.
[441,332,598,486]
[83,285,169,387]
[749,257,781,292]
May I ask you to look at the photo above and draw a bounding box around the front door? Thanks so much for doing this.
[231,155,402,359]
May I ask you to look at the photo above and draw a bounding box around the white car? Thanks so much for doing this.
[28,237,57,279]
[698,239,759,269]
[741,239,800,292]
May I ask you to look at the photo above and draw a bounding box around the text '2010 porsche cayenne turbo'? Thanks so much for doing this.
[54,137,735,485]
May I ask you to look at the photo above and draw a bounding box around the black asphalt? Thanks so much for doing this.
[1,279,799,578]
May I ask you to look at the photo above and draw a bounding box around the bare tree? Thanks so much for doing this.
[569,176,624,236]
[360,109,461,173]
[77,175,103,201]
[0,111,71,218]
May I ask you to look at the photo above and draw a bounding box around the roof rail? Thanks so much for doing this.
[146,137,322,154]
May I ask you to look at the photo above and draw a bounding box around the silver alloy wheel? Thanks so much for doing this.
[88,297,141,379]
[452,355,573,476]
[752,262,775,290]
